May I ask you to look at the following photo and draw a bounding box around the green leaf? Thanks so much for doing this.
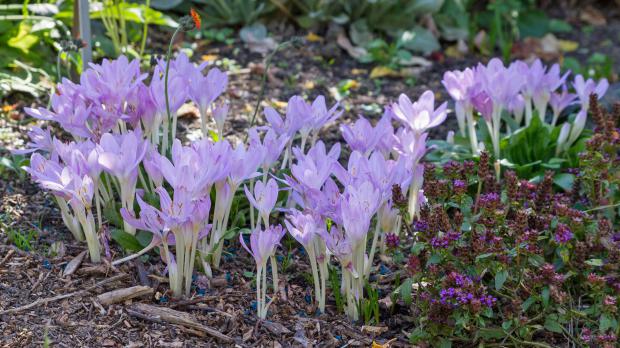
[541,287,550,307]
[427,252,442,265]
[476,252,495,262]
[544,317,563,334]
[495,270,508,290]
[7,22,39,54]
[553,173,574,191]
[549,19,573,33]
[521,296,536,312]
[399,26,440,55]
[411,242,425,255]
[585,259,604,267]
[600,313,617,332]
[111,229,142,252]
[399,278,413,305]
[439,339,452,348]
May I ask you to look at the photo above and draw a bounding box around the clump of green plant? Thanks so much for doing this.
[393,98,620,344]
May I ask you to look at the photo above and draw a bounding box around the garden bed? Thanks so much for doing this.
[1,4,620,348]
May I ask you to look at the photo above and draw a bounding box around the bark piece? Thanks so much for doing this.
[127,303,234,343]
[97,286,154,305]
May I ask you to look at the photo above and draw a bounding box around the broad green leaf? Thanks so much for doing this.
[600,313,618,332]
[541,287,550,307]
[111,229,142,252]
[399,26,440,55]
[495,270,508,290]
[544,317,563,333]
[399,278,413,305]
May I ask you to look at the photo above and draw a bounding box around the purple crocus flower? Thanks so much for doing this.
[475,58,524,110]
[12,126,55,155]
[240,225,286,267]
[212,102,229,137]
[291,141,340,191]
[549,85,577,126]
[391,91,448,134]
[393,129,428,168]
[310,95,343,132]
[98,130,148,235]
[189,67,228,136]
[573,74,609,111]
[248,127,289,173]
[244,178,279,225]
[442,68,476,135]
[284,209,323,248]
[98,130,147,183]
[341,180,381,245]
[340,116,388,155]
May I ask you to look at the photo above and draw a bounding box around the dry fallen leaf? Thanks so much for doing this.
[580,6,606,26]
[201,54,218,62]
[558,39,579,52]
[370,66,398,79]
[336,31,367,60]
[305,32,323,42]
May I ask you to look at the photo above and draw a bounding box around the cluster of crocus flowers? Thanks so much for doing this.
[442,58,609,169]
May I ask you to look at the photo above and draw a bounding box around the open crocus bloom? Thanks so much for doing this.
[392,91,448,135]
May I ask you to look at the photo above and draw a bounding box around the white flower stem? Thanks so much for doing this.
[365,220,381,279]
[111,241,158,266]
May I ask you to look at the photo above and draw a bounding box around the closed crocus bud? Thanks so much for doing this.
[446,130,455,144]
[556,122,570,155]
[213,102,229,137]
[567,109,587,146]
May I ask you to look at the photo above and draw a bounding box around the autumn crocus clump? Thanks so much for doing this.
[442,58,609,172]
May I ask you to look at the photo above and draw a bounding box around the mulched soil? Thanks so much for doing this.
[1,5,620,347]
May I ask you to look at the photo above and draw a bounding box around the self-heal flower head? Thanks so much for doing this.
[340,116,385,154]
[341,180,381,245]
[391,91,447,134]
[291,141,340,191]
[284,209,323,247]
[573,74,609,111]
[244,178,279,222]
[554,223,573,244]
[240,225,286,266]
